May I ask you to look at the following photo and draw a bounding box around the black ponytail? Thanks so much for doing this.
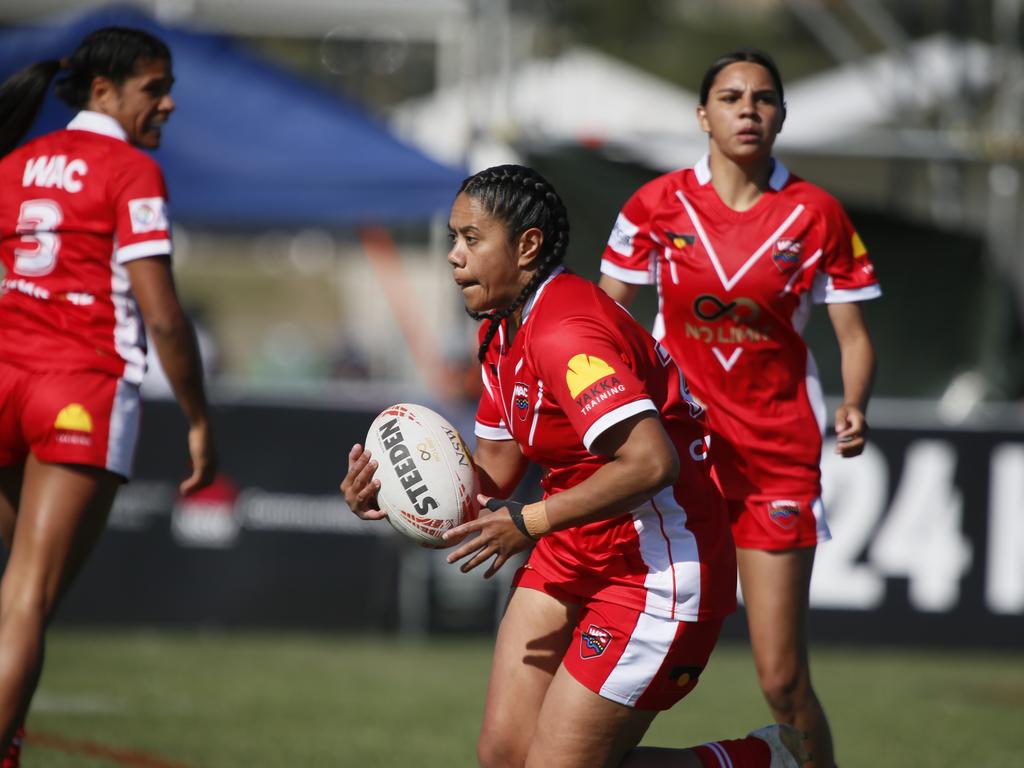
[0,60,62,157]
[0,26,170,158]
[458,164,571,363]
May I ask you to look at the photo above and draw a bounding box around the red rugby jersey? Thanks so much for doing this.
[601,155,881,500]
[0,111,173,384]
[475,269,735,621]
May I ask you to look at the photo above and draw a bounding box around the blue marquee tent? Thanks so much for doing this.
[0,6,466,228]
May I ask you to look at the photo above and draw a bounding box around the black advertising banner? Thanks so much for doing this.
[25,400,1024,646]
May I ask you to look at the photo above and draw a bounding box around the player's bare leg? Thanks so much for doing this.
[528,669,811,768]
[477,586,577,768]
[0,456,119,751]
[527,666,674,768]
[0,466,25,767]
[738,547,833,768]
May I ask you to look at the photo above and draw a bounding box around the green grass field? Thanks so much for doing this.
[23,630,1024,767]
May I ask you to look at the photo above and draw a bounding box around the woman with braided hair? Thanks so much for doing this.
[343,165,807,767]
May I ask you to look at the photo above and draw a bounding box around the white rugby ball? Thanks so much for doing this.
[364,403,478,547]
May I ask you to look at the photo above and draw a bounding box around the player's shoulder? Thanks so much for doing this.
[530,271,623,339]
[0,131,56,171]
[67,128,162,172]
[628,167,693,204]
[538,271,607,312]
[780,173,848,219]
[100,135,162,173]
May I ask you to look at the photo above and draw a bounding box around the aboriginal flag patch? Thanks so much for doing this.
[666,231,696,249]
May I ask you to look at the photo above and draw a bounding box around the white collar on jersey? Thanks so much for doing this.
[520,265,565,324]
[693,152,790,191]
[67,111,129,143]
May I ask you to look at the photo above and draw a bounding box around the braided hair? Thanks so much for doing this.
[0,27,171,157]
[458,165,570,362]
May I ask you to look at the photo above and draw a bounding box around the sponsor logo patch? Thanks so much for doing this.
[54,403,93,432]
[768,500,801,530]
[608,212,639,256]
[574,376,626,416]
[580,624,612,659]
[513,381,530,421]
[772,238,802,272]
[851,230,868,258]
[566,354,615,398]
[693,294,761,324]
[128,197,168,234]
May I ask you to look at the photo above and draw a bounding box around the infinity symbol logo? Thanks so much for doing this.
[693,294,760,322]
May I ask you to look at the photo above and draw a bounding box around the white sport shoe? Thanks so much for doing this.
[748,724,810,767]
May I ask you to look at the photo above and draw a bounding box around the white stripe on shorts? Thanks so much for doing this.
[597,611,678,707]
[812,495,831,543]
[106,378,141,479]
[631,486,702,620]
[704,741,733,767]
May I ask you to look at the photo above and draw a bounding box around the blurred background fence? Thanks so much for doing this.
[31,393,1024,648]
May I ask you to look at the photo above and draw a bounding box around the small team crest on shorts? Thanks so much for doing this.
[768,500,801,530]
[513,381,530,421]
[772,238,802,272]
[580,624,612,659]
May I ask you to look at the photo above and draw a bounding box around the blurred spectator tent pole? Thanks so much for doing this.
[358,226,454,402]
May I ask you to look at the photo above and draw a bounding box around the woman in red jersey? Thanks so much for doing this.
[343,165,807,767]
[599,49,881,768]
[0,27,216,758]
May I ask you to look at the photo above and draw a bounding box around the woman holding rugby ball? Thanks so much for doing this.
[343,164,807,767]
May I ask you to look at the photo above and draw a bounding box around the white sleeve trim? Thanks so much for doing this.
[116,239,173,264]
[600,259,654,285]
[475,422,513,441]
[821,283,882,305]
[582,398,657,452]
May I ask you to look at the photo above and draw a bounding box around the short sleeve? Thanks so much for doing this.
[112,153,173,264]
[600,188,658,286]
[813,202,881,305]
[531,316,656,453]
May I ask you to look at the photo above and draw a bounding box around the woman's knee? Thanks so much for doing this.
[478,725,528,768]
[0,561,61,628]
[757,659,813,716]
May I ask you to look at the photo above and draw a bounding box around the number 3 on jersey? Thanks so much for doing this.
[14,199,63,277]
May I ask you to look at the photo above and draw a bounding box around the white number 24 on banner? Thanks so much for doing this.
[810,439,1024,615]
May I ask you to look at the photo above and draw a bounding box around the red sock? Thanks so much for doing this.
[693,735,772,767]
[1,726,24,768]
